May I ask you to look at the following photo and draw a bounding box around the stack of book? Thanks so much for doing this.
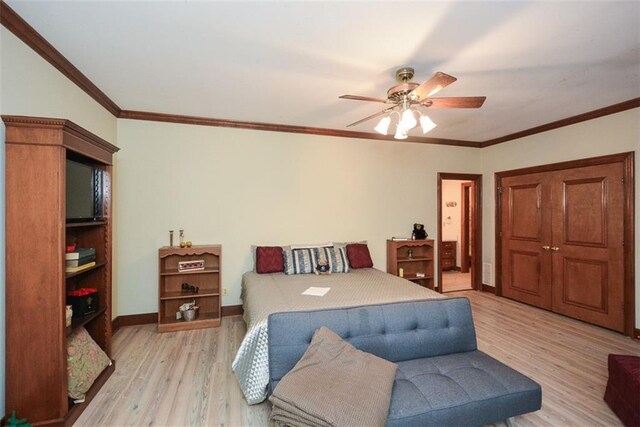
[65,247,96,273]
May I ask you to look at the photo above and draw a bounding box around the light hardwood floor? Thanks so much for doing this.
[442,270,473,292]
[76,291,640,426]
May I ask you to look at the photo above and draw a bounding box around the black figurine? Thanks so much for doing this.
[413,223,427,240]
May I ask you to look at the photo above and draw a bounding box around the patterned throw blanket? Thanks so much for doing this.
[232,268,443,404]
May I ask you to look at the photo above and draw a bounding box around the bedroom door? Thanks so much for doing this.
[501,172,553,309]
[549,162,625,331]
[460,182,473,274]
[500,160,626,332]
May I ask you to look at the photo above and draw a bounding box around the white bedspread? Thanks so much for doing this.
[231,268,443,404]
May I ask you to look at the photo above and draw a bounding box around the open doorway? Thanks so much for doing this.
[437,173,482,293]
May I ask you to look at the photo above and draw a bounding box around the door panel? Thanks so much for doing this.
[510,184,542,240]
[501,173,552,309]
[510,250,543,295]
[551,163,624,332]
[563,178,607,246]
[561,258,608,313]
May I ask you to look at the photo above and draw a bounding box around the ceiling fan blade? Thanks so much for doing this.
[411,72,457,101]
[423,96,487,109]
[339,95,388,103]
[346,107,396,127]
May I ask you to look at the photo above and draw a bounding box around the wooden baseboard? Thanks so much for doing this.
[112,312,157,334]
[481,284,496,294]
[221,305,243,317]
[112,305,244,332]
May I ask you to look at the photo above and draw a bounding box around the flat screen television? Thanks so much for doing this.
[66,159,103,222]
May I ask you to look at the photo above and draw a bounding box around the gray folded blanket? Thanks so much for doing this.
[269,326,397,427]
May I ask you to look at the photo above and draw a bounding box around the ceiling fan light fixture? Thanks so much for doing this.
[339,67,484,138]
[419,114,437,134]
[374,115,392,135]
[394,127,408,140]
[399,108,418,130]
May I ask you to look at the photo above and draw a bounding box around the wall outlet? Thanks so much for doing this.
[223,288,228,296]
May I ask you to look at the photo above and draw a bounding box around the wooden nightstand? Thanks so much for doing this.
[442,241,457,271]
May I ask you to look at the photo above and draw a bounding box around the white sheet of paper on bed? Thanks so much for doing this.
[302,287,331,296]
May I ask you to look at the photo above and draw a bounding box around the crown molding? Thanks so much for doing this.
[2,114,119,154]
[0,0,121,117]
[119,110,482,147]
[1,0,637,148]
[481,98,640,147]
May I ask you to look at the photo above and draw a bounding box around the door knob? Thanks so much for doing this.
[542,245,550,251]
[551,246,560,251]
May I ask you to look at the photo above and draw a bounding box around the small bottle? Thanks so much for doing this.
[408,249,413,259]
[179,229,185,248]
[169,230,174,247]
[398,267,404,278]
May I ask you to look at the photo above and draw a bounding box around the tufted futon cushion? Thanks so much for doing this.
[388,351,541,426]
[268,298,541,426]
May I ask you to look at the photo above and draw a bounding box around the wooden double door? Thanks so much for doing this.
[500,160,626,332]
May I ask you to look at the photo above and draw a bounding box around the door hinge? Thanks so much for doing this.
[497,187,502,194]
[499,231,503,237]
[622,177,624,184]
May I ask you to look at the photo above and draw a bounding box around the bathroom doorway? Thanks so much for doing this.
[437,173,482,293]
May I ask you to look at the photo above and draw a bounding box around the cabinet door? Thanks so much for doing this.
[550,162,625,332]
[501,172,553,309]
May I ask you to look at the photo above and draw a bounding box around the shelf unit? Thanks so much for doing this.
[387,239,435,289]
[3,115,119,425]
[158,245,222,332]
[442,240,457,271]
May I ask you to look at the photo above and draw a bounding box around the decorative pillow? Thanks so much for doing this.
[283,248,317,275]
[332,240,367,250]
[67,326,111,400]
[290,242,332,250]
[346,243,374,269]
[255,246,284,274]
[314,246,349,273]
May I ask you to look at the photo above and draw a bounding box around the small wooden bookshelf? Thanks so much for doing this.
[158,245,222,332]
[387,239,435,289]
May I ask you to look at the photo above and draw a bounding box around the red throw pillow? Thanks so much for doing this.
[256,246,284,274]
[346,243,373,269]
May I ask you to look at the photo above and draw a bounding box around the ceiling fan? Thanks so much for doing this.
[339,67,486,139]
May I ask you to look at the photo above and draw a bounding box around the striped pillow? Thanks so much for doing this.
[314,246,349,273]
[283,248,317,275]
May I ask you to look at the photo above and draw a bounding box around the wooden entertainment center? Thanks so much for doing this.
[3,116,119,425]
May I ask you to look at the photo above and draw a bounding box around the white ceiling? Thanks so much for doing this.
[7,0,640,142]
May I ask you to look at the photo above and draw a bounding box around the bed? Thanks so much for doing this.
[232,267,443,404]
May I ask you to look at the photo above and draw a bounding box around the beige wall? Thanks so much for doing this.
[0,29,117,142]
[0,28,118,417]
[114,119,481,313]
[480,108,640,326]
